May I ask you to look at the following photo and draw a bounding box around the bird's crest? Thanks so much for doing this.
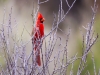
[37,12,43,20]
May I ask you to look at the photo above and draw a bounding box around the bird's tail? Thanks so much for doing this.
[35,49,41,66]
[32,38,41,66]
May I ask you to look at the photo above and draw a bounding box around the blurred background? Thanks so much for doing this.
[0,0,100,74]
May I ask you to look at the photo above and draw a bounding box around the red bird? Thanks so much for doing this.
[31,12,45,66]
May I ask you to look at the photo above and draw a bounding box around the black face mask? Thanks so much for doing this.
[40,18,44,23]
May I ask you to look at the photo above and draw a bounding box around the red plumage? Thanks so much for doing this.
[31,12,45,66]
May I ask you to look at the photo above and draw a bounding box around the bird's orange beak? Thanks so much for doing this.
[41,18,45,22]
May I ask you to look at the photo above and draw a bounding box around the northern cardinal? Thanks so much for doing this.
[31,12,45,66]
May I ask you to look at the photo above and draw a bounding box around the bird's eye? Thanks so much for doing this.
[40,18,42,20]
